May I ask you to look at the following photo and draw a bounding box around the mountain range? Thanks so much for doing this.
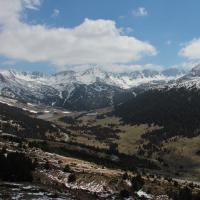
[0,65,199,110]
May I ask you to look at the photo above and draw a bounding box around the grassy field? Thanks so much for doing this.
[117,124,148,155]
[35,107,200,181]
[49,108,161,155]
[161,135,200,180]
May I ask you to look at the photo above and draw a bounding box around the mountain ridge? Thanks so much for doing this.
[0,65,198,110]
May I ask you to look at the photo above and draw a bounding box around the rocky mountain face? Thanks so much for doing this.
[168,64,200,89]
[0,65,192,110]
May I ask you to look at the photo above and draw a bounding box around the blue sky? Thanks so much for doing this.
[0,0,200,73]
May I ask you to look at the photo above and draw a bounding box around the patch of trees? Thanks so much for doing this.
[68,124,120,141]
[131,174,144,191]
[0,134,25,143]
[96,114,106,119]
[86,125,120,140]
[0,151,35,182]
[29,140,159,172]
[115,88,200,143]
[120,189,130,198]
[68,173,76,183]
[178,187,192,200]
[59,116,81,125]
[63,164,72,173]
[167,186,195,200]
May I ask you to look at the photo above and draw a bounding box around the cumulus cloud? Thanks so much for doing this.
[171,61,200,71]
[132,7,148,17]
[24,0,41,10]
[179,38,200,60]
[67,63,164,73]
[0,0,156,69]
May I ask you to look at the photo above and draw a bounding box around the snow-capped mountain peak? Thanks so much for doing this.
[167,64,200,89]
[0,65,190,110]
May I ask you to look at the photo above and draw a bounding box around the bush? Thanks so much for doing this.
[120,189,130,198]
[68,173,76,183]
[1,145,7,154]
[44,161,50,170]
[178,187,192,200]
[131,174,144,192]
[108,143,118,154]
[63,164,72,173]
[122,172,129,180]
[0,152,35,182]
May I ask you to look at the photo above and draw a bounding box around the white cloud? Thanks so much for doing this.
[171,61,200,71]
[51,9,60,18]
[24,0,41,10]
[68,63,164,73]
[0,0,156,69]
[179,38,200,60]
[132,7,148,17]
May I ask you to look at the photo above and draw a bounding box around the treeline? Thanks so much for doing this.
[28,140,158,172]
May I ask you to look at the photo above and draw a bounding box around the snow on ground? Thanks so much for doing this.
[137,190,153,199]
[62,111,71,114]
[44,110,50,113]
[0,67,184,92]
[29,110,38,114]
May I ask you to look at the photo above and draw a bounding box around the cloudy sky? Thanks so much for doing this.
[0,0,200,73]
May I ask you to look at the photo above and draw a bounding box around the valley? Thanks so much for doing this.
[1,1,200,199]
[1,65,200,199]
[1,91,200,199]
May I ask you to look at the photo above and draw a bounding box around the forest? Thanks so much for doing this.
[115,88,200,144]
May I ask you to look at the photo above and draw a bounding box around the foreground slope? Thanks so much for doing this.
[1,101,200,199]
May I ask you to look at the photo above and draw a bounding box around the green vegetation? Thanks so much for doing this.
[68,173,76,183]
[131,174,144,191]
[63,164,72,173]
[115,88,200,143]
[0,151,35,182]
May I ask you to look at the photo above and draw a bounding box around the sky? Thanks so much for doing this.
[0,0,200,73]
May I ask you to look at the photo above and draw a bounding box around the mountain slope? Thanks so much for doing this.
[168,64,200,89]
[0,69,136,110]
[115,64,200,143]
[0,66,185,110]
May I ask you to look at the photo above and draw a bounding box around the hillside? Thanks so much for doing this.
[0,66,184,111]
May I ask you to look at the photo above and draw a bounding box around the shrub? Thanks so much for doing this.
[63,164,72,173]
[0,152,35,182]
[122,172,129,180]
[44,161,50,170]
[131,174,144,192]
[178,187,192,200]
[68,173,76,183]
[120,189,130,198]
